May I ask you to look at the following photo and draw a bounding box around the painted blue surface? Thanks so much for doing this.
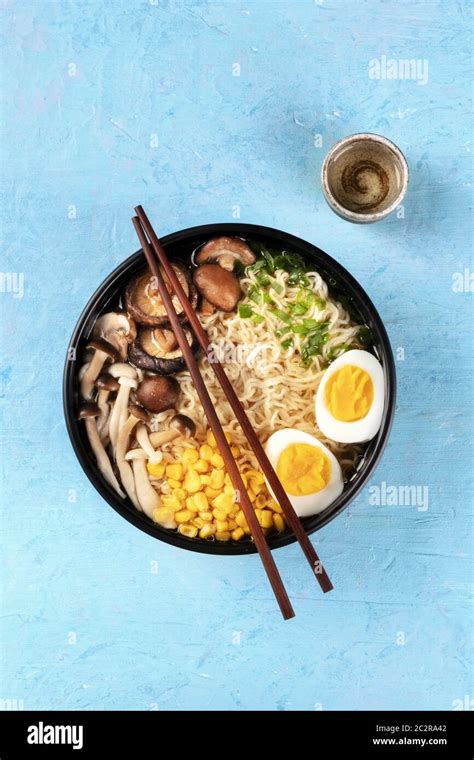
[1,0,472,712]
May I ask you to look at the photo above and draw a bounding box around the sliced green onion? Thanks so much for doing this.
[260,246,275,273]
[281,338,294,350]
[238,304,253,319]
[291,323,307,334]
[358,326,373,345]
[251,313,265,325]
[288,302,308,316]
[269,279,284,295]
[248,286,262,305]
[327,343,350,361]
[233,259,246,277]
[270,308,292,324]
[275,325,292,338]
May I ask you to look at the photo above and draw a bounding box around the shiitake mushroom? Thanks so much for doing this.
[193,264,241,312]
[128,325,199,375]
[124,264,197,327]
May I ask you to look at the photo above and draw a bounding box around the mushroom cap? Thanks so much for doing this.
[96,373,120,392]
[107,362,138,380]
[124,264,197,327]
[128,326,199,375]
[170,414,196,439]
[85,337,120,361]
[78,402,101,419]
[193,264,241,312]
[195,236,256,270]
[128,403,150,423]
[92,311,137,360]
[135,375,180,414]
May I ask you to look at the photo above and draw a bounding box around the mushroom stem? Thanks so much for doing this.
[84,417,125,498]
[115,412,145,510]
[109,377,138,454]
[131,459,162,519]
[80,350,108,399]
[97,389,110,439]
[148,429,181,447]
[136,424,162,464]
[79,339,119,400]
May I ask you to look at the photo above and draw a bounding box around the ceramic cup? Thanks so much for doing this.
[321,133,409,224]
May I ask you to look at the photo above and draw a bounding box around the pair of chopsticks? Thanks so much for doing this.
[133,206,333,620]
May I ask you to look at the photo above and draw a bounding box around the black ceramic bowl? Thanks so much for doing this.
[63,223,396,554]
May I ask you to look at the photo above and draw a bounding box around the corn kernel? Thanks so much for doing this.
[273,514,285,532]
[224,484,236,497]
[210,453,225,469]
[249,478,265,495]
[178,523,198,538]
[246,469,265,485]
[167,478,182,490]
[193,492,209,512]
[192,516,205,529]
[166,463,183,481]
[172,488,186,502]
[199,524,216,539]
[212,493,235,513]
[215,530,231,541]
[260,510,273,529]
[161,495,180,510]
[255,494,267,509]
[215,519,229,532]
[255,508,263,526]
[268,499,283,513]
[147,462,165,478]
[185,495,197,512]
[230,445,240,458]
[194,458,209,473]
[227,519,237,530]
[175,509,193,524]
[182,449,199,465]
[200,474,211,485]
[199,511,213,522]
[206,430,217,447]
[209,469,225,490]
[184,469,202,493]
[235,511,249,530]
[199,444,214,462]
[205,486,221,500]
[153,507,176,528]
[231,527,244,541]
[212,508,227,521]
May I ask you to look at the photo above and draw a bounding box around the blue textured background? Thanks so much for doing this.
[1,0,472,711]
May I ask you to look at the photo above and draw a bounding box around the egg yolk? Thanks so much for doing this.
[276,443,331,496]
[325,364,373,421]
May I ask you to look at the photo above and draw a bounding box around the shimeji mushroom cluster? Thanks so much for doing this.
[77,310,196,517]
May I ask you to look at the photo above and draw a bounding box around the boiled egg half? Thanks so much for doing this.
[315,349,384,443]
[265,429,344,517]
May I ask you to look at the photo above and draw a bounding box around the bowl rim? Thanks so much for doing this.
[63,222,396,555]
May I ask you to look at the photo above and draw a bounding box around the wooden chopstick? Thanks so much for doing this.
[132,216,295,620]
[135,206,333,594]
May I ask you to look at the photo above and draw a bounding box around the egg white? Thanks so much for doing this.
[265,428,344,517]
[315,349,384,443]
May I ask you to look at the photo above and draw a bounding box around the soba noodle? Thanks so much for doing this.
[151,266,364,480]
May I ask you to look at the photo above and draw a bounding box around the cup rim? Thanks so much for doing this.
[321,132,409,222]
